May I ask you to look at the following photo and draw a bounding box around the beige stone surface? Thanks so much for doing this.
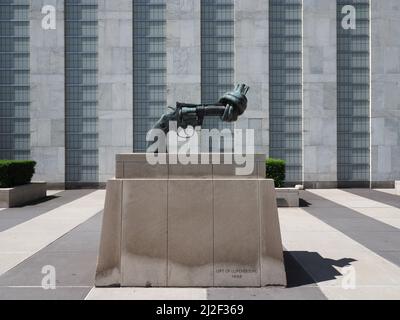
[95,181,122,287]
[257,160,266,179]
[122,162,169,179]
[114,153,267,180]
[212,163,256,179]
[168,164,212,179]
[0,183,47,208]
[168,180,213,287]
[214,180,260,287]
[260,180,287,286]
[115,161,124,179]
[121,180,168,287]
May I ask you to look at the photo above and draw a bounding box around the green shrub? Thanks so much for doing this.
[0,160,36,188]
[266,158,286,188]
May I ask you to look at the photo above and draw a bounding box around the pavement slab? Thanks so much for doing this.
[0,190,95,232]
[0,191,105,278]
[0,214,102,300]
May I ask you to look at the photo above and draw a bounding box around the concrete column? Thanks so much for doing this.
[303,0,337,188]
[166,0,201,106]
[98,0,133,182]
[30,0,65,186]
[371,0,400,187]
[234,0,269,155]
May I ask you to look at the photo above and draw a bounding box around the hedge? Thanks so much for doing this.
[0,160,36,188]
[266,158,286,188]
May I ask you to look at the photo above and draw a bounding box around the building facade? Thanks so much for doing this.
[0,0,399,188]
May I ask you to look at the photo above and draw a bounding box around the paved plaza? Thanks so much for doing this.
[0,189,399,300]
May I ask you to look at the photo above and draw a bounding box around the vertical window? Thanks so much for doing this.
[133,0,166,152]
[337,0,370,184]
[65,0,98,184]
[269,0,303,184]
[0,0,30,160]
[201,0,234,130]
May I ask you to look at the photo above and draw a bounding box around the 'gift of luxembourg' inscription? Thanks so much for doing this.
[216,268,258,279]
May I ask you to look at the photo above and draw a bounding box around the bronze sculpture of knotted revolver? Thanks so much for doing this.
[150,84,250,137]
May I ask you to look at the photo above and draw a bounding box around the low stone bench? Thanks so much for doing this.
[0,182,47,208]
[276,186,302,208]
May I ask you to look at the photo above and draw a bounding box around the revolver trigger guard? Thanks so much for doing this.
[177,127,196,139]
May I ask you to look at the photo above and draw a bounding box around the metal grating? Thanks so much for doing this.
[65,0,98,184]
[133,0,166,152]
[337,0,370,184]
[269,0,303,184]
[201,0,234,131]
[0,0,30,160]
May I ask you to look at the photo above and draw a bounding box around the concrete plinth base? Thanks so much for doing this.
[95,154,287,288]
[0,183,47,208]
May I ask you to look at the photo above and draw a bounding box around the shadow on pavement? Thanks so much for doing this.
[16,195,60,207]
[346,189,400,210]
[284,251,356,288]
[300,190,400,267]
[299,198,311,207]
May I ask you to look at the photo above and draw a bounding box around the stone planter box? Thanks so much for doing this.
[396,181,400,196]
[0,182,47,208]
[276,187,301,208]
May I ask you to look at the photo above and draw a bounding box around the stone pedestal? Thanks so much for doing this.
[396,181,400,196]
[95,154,287,287]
